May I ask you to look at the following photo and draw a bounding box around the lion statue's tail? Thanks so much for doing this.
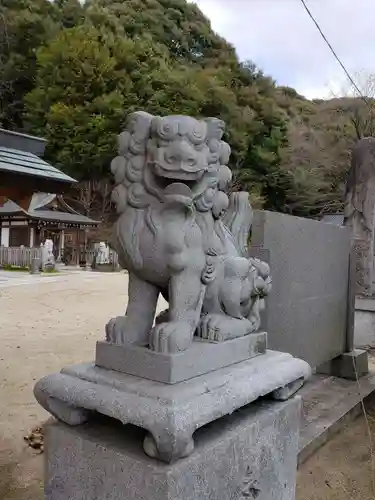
[223,192,253,258]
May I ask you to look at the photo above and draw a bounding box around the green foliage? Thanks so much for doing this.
[23,0,289,194]
[25,24,134,179]
[54,0,85,29]
[42,267,59,274]
[1,264,29,272]
[85,0,237,66]
[0,0,60,128]
[0,0,363,217]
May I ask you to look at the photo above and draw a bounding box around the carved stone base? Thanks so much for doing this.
[34,351,311,463]
[44,397,301,500]
[96,332,267,384]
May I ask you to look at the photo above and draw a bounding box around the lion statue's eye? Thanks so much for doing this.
[187,158,196,166]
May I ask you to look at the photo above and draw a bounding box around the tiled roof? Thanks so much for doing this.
[0,146,76,184]
[0,200,100,226]
[30,209,100,225]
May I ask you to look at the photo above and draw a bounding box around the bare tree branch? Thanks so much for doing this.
[329,70,375,139]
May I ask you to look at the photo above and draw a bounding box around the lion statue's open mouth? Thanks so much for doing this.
[150,161,206,206]
[145,120,210,205]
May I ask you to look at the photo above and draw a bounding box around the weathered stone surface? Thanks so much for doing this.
[44,396,301,500]
[95,332,267,384]
[33,113,310,495]
[34,350,310,463]
[29,258,41,274]
[344,137,375,297]
[106,112,272,354]
[252,209,352,368]
[355,297,375,348]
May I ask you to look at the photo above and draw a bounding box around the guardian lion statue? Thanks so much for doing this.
[106,112,272,353]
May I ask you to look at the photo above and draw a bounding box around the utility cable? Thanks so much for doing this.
[299,0,371,107]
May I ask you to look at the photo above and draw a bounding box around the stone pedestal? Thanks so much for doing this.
[45,396,301,500]
[29,258,41,274]
[34,350,310,463]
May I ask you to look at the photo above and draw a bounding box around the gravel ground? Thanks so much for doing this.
[0,271,373,500]
[0,271,167,500]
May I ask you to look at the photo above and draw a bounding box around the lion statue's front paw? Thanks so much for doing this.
[149,321,193,353]
[105,316,136,345]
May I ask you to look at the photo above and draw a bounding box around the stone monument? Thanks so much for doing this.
[34,113,311,500]
[41,239,55,271]
[96,241,110,265]
[344,137,375,296]
[344,137,375,354]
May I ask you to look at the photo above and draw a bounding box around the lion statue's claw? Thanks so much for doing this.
[198,314,226,342]
[105,316,136,345]
[197,314,256,342]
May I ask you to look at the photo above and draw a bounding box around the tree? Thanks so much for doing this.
[25,24,141,180]
[54,0,85,29]
[85,0,238,67]
[84,0,290,190]
[0,0,59,129]
[330,71,375,140]
[24,1,290,219]
[276,89,356,218]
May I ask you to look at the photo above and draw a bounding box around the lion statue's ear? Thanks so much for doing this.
[204,118,226,141]
[204,118,231,168]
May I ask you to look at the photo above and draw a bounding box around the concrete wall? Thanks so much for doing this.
[251,210,352,368]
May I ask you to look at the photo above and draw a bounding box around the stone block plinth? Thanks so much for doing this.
[45,396,301,500]
[96,332,267,384]
[318,349,369,380]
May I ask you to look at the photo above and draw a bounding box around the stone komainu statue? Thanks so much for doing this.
[106,112,272,353]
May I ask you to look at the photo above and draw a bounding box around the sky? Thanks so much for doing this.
[190,0,375,100]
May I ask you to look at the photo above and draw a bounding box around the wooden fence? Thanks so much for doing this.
[0,246,42,268]
[0,245,120,270]
[86,248,120,269]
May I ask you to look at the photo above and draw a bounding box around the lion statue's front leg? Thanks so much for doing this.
[105,272,159,346]
[149,217,207,353]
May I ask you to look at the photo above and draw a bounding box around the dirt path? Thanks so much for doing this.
[297,415,375,500]
[0,271,374,499]
[0,272,166,500]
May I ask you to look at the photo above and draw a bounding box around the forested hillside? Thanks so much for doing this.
[0,0,370,219]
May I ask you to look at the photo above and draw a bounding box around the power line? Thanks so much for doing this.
[299,0,371,107]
